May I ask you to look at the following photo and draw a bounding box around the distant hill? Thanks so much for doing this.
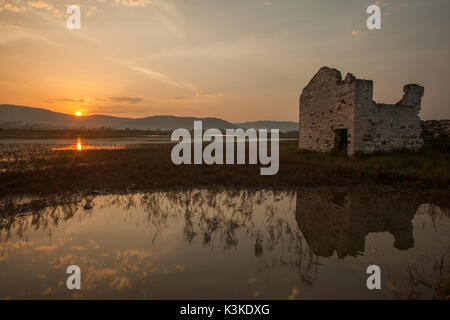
[118,115,237,130]
[0,105,127,129]
[236,121,298,132]
[0,104,298,131]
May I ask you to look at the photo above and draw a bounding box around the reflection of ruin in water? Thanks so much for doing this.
[295,189,420,258]
[0,188,447,258]
[0,187,448,299]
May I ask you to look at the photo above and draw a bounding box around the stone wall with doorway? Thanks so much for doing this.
[299,67,424,155]
[299,67,356,154]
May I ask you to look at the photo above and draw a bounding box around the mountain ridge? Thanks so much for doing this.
[0,104,298,131]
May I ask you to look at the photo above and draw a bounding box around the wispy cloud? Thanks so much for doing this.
[0,0,157,16]
[143,37,261,61]
[28,1,60,17]
[47,98,88,103]
[373,0,390,7]
[0,27,55,44]
[48,96,144,104]
[114,0,155,8]
[373,0,391,16]
[130,65,198,91]
[108,96,143,104]
[0,1,27,13]
[109,56,198,92]
[351,30,366,36]
[86,6,97,16]
[0,0,62,16]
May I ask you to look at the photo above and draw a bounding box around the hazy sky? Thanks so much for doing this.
[0,0,449,121]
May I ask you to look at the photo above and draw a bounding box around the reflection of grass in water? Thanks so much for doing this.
[0,140,449,195]
[0,189,319,284]
[385,203,450,300]
[387,251,450,300]
[0,193,83,242]
[1,188,449,297]
[416,203,450,230]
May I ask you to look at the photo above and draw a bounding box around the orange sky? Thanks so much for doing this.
[1,0,449,121]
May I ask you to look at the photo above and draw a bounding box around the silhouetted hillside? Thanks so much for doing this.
[236,121,298,132]
[117,115,235,130]
[0,105,127,129]
[0,104,298,131]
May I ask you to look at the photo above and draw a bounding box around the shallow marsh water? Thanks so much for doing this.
[0,187,448,299]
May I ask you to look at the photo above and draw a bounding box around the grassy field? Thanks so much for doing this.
[0,139,449,196]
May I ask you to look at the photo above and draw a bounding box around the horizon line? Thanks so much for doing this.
[0,104,299,123]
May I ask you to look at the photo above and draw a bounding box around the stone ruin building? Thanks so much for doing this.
[299,67,424,155]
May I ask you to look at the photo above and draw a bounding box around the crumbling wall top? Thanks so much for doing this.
[304,66,424,110]
[397,84,424,107]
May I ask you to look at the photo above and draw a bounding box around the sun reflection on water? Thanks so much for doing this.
[50,138,131,151]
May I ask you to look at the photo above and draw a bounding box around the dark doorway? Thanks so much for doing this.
[333,129,348,153]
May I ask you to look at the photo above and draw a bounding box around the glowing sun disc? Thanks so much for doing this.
[75,111,82,117]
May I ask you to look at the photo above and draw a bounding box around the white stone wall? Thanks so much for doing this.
[353,82,423,153]
[299,67,356,153]
[299,67,424,155]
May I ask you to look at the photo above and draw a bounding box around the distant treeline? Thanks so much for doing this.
[0,127,299,139]
[0,128,171,139]
[0,120,171,132]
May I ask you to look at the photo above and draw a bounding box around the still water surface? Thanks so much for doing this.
[0,136,171,152]
[0,187,448,299]
[0,136,295,151]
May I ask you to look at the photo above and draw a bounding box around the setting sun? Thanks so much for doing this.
[75,111,82,117]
